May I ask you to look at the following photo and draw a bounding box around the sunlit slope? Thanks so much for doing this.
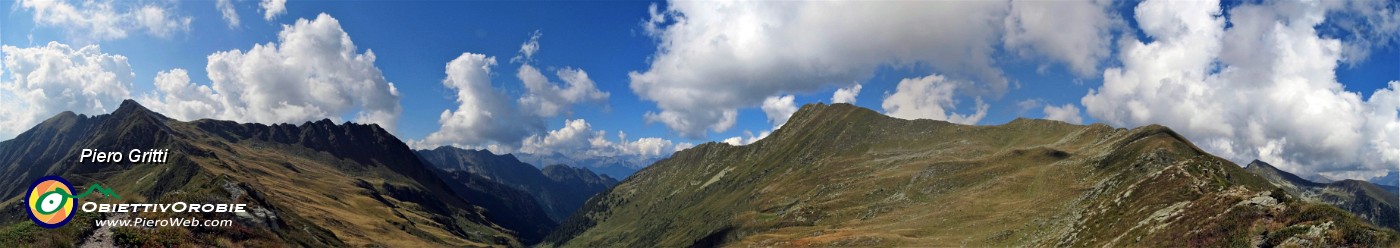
[0,100,524,247]
[545,103,1396,247]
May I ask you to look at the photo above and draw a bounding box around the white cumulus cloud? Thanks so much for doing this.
[261,0,287,21]
[1082,0,1400,179]
[512,31,542,63]
[511,32,610,117]
[516,65,608,117]
[143,13,402,131]
[631,1,1017,138]
[761,95,798,128]
[882,74,988,125]
[630,0,1120,137]
[216,0,240,28]
[133,5,191,38]
[1042,104,1084,124]
[722,130,770,146]
[0,42,134,139]
[517,119,687,160]
[141,69,220,120]
[1003,0,1117,76]
[416,53,541,149]
[18,0,192,42]
[831,84,862,104]
[1321,0,1400,65]
[415,32,611,150]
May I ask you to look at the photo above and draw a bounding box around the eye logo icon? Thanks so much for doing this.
[28,176,75,228]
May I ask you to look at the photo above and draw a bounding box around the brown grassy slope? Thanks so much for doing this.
[0,100,522,247]
[544,103,1396,247]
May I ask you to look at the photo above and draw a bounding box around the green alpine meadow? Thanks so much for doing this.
[544,103,1397,247]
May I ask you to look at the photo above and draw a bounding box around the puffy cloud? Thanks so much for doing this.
[631,0,1123,137]
[0,42,134,139]
[881,74,988,125]
[643,108,736,138]
[721,137,742,146]
[1003,0,1116,76]
[831,84,862,104]
[143,13,402,131]
[18,0,192,42]
[672,142,696,152]
[719,94,799,147]
[516,65,608,117]
[1016,98,1043,112]
[1320,0,1400,65]
[20,0,127,41]
[216,0,240,28]
[417,53,541,149]
[511,32,609,117]
[761,95,798,128]
[415,32,611,150]
[716,95,795,147]
[631,1,1015,138]
[140,69,220,120]
[261,0,287,21]
[1042,104,1084,124]
[519,119,595,156]
[617,137,678,158]
[722,130,769,146]
[512,31,542,63]
[134,5,191,38]
[1082,0,1400,179]
[518,119,687,159]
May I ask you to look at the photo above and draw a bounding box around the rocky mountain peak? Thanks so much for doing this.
[111,99,169,121]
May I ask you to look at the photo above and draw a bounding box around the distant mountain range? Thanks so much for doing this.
[515,152,651,179]
[543,103,1396,247]
[1371,171,1400,188]
[416,147,617,224]
[1245,160,1398,230]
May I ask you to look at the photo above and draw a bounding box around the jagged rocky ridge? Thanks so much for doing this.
[544,103,1397,247]
[0,100,539,247]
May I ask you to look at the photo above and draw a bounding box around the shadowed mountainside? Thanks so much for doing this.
[0,100,534,247]
[417,147,617,224]
[1246,160,1399,231]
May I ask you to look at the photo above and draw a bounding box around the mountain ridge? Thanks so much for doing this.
[545,103,1396,247]
[515,152,647,179]
[0,100,535,247]
[1245,160,1399,230]
[416,147,619,225]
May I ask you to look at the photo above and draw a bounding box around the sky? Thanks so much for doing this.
[0,0,1396,181]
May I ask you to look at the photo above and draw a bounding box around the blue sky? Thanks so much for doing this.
[1,0,1397,180]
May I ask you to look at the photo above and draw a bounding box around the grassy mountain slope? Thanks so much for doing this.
[544,103,1396,247]
[429,166,557,244]
[1246,160,1399,230]
[0,100,525,247]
